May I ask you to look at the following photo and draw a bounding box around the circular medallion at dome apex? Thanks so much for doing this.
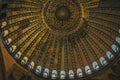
[55,6,71,21]
[44,0,82,33]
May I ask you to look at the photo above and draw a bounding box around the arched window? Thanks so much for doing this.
[51,70,57,79]
[3,30,9,37]
[1,21,7,28]
[115,37,120,44]
[14,51,22,59]
[100,57,107,66]
[77,68,83,77]
[28,61,35,70]
[9,45,16,53]
[69,70,74,79]
[85,66,91,74]
[21,57,28,65]
[35,65,42,74]
[92,61,99,71]
[43,68,49,78]
[111,44,119,53]
[106,51,114,60]
[60,70,66,79]
[5,38,12,45]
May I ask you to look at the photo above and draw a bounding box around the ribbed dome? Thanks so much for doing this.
[0,0,120,79]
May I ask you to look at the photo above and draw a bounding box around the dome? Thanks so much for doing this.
[0,0,120,79]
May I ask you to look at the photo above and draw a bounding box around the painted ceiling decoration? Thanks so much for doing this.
[0,0,120,79]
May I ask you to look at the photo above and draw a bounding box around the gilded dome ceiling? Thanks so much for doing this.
[0,0,120,79]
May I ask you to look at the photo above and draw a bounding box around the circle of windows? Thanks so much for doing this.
[0,21,120,79]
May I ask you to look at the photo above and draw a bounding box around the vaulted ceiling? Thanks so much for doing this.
[0,0,120,80]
